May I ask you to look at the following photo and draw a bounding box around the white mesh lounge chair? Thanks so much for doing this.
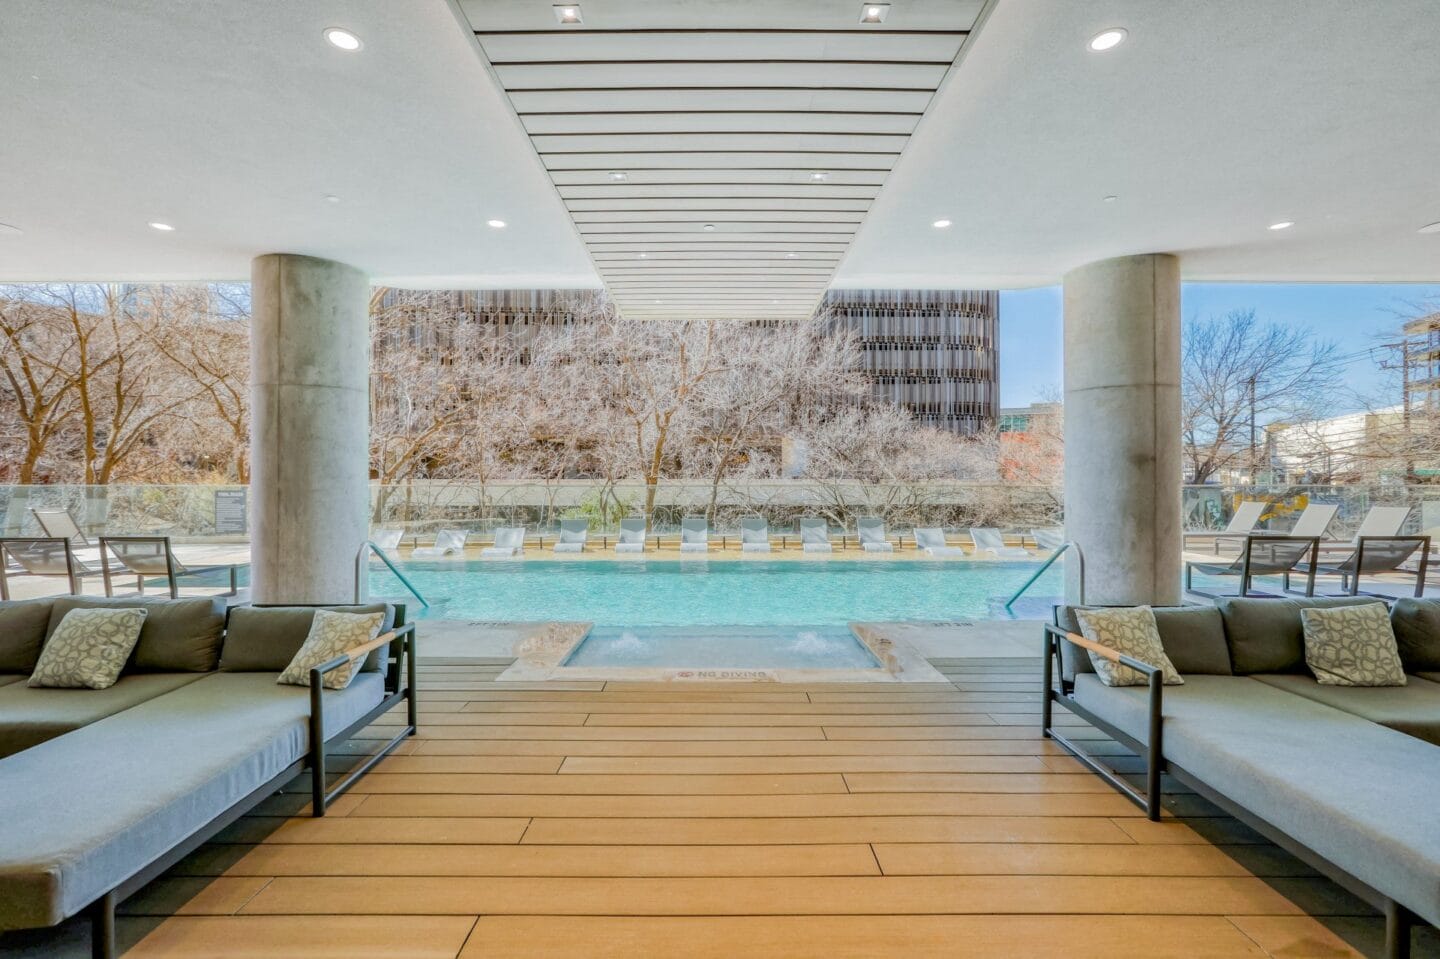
[615,518,647,554]
[740,517,771,553]
[913,528,964,557]
[371,528,404,551]
[553,519,588,553]
[482,526,526,558]
[412,528,467,557]
[99,536,238,599]
[680,517,709,554]
[800,517,832,553]
[1301,534,1429,598]
[1344,505,1413,543]
[1186,535,1321,598]
[0,537,138,600]
[31,508,91,547]
[857,517,894,553]
[970,528,1031,559]
[1270,503,1339,540]
[1183,500,1267,554]
[1031,528,1065,552]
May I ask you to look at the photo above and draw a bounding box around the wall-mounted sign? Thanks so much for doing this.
[214,489,247,535]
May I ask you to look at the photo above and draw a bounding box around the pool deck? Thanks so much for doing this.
[3,636,1427,957]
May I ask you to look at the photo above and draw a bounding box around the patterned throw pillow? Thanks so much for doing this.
[277,609,385,690]
[1301,603,1406,686]
[1073,606,1184,688]
[28,607,148,689]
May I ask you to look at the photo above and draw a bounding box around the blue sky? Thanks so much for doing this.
[998,283,1440,411]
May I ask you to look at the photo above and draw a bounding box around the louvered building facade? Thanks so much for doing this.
[821,289,1000,435]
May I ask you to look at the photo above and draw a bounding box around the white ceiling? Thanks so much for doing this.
[0,0,596,287]
[836,0,1440,289]
[2,0,1438,294]
[462,0,984,320]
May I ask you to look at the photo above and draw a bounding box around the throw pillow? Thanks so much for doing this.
[28,607,148,689]
[1074,606,1184,687]
[277,609,385,690]
[1301,603,1407,686]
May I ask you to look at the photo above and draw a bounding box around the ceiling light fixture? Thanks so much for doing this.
[608,171,627,182]
[487,219,507,228]
[932,219,952,229]
[702,223,716,231]
[148,221,175,232]
[1103,195,1118,203]
[553,4,583,25]
[1418,221,1440,234]
[810,172,829,182]
[0,222,22,237]
[323,27,362,51]
[859,3,890,24]
[1268,221,1294,231]
[785,253,798,258]
[1088,28,1127,52]
[638,252,648,258]
[323,194,341,204]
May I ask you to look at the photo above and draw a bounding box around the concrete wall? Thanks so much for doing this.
[250,254,370,603]
[1062,254,1182,605]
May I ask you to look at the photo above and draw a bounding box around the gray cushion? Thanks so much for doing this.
[0,675,21,689]
[1253,673,1440,747]
[1054,605,1231,682]
[1215,596,1379,674]
[1073,672,1440,926]
[220,604,394,673]
[1390,598,1440,672]
[1418,672,1440,684]
[45,596,226,673]
[0,670,385,928]
[0,599,54,673]
[0,673,205,758]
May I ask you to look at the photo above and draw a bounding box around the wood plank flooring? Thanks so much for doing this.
[3,655,1436,958]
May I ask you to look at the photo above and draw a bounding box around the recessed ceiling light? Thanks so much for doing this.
[148,221,175,232]
[1103,195,1118,203]
[859,3,890,24]
[0,222,22,237]
[323,194,341,204]
[553,4,583,25]
[1268,221,1294,231]
[638,252,648,258]
[654,299,662,304]
[323,27,362,51]
[1419,221,1440,234]
[702,223,716,231]
[932,219,952,229]
[608,171,628,182]
[487,219,507,229]
[785,253,798,258]
[1088,28,1127,52]
[810,172,829,182]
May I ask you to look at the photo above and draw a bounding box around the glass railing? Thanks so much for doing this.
[0,484,250,542]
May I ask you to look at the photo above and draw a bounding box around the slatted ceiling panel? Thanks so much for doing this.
[467,4,977,322]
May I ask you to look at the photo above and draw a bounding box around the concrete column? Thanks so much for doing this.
[1063,254,1181,606]
[250,254,370,604]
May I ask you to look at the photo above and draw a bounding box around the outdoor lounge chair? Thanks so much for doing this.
[1268,502,1339,540]
[680,517,709,554]
[1183,499,1267,555]
[970,528,1031,559]
[371,528,404,551]
[1031,527,1065,552]
[0,537,139,600]
[98,535,239,599]
[1335,505,1413,545]
[857,517,894,553]
[1185,534,1321,598]
[31,507,92,547]
[1298,535,1430,598]
[739,516,771,553]
[552,518,588,553]
[913,528,965,557]
[799,517,832,553]
[615,517,647,553]
[481,526,526,558]
[412,528,467,557]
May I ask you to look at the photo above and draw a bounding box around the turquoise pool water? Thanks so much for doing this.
[565,625,882,669]
[367,557,1064,625]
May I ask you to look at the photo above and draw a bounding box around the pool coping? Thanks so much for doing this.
[495,621,950,684]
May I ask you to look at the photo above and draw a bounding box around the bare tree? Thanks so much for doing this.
[0,291,80,483]
[1182,309,1341,484]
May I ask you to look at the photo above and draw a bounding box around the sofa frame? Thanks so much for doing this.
[1042,622,1421,959]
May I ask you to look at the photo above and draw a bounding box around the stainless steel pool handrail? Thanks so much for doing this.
[1004,540,1083,612]
[355,540,429,608]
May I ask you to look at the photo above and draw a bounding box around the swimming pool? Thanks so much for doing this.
[368,557,1064,625]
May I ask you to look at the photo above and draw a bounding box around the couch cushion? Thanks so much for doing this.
[0,676,21,689]
[1390,598,1440,672]
[1300,603,1406,686]
[1073,606,1182,687]
[1418,672,1440,684]
[1253,674,1440,747]
[29,607,147,690]
[1076,671,1440,926]
[1215,596,1380,674]
[0,599,53,673]
[220,604,393,673]
[45,596,226,673]
[0,670,385,928]
[277,609,385,690]
[0,673,205,758]
[1072,673,1262,744]
[1054,605,1231,682]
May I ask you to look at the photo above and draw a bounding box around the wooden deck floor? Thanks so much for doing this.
[4,656,1435,958]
